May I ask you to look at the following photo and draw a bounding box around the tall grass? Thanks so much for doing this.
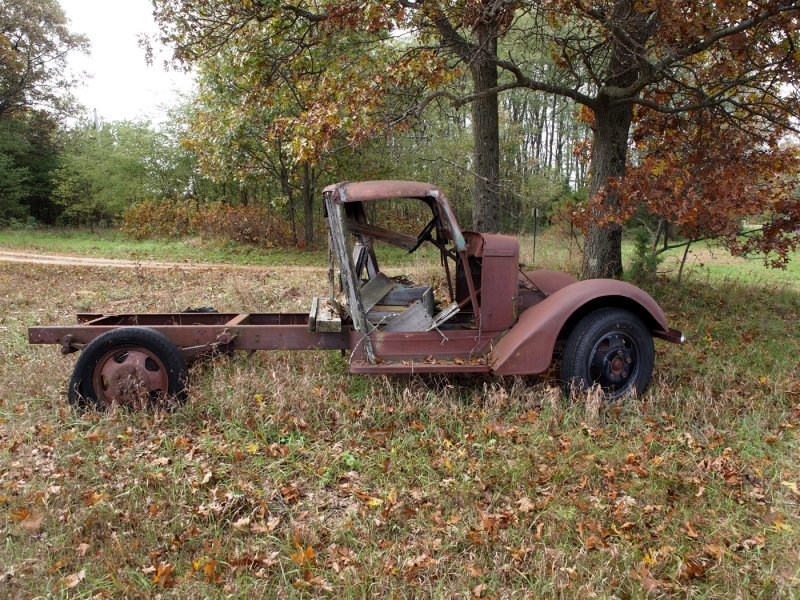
[0,232,798,598]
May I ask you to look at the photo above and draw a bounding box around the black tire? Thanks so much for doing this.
[560,308,655,400]
[68,327,187,411]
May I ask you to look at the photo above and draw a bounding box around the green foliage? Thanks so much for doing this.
[0,153,30,222]
[53,120,200,227]
[53,124,144,226]
[0,114,61,223]
[626,227,663,284]
[0,0,88,120]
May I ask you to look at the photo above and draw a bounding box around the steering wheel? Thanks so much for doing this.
[408,217,437,253]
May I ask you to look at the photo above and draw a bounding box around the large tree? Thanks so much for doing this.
[418,1,800,276]
[0,0,87,119]
[151,1,514,232]
[178,27,369,245]
[153,1,800,277]
[519,1,800,277]
[583,104,800,271]
[0,0,87,223]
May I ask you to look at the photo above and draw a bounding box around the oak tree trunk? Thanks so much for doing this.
[580,0,653,279]
[470,28,500,233]
[581,100,633,279]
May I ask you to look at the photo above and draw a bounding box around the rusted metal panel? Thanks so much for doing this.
[324,180,466,251]
[477,236,519,331]
[490,279,675,376]
[452,232,518,331]
[476,234,518,257]
[350,361,491,375]
[324,180,439,202]
[69,312,289,327]
[348,329,501,365]
[464,231,484,256]
[29,314,350,353]
[516,270,578,312]
[522,270,578,295]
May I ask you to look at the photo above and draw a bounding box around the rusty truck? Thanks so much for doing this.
[29,180,684,409]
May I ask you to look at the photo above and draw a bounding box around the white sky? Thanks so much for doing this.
[59,0,194,123]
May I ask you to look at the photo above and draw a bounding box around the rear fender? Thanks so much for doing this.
[490,279,671,376]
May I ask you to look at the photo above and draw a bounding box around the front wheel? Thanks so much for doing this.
[560,308,654,400]
[68,327,187,410]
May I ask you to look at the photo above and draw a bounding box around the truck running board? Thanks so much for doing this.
[349,361,491,375]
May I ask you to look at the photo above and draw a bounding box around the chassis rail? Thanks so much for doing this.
[29,312,351,357]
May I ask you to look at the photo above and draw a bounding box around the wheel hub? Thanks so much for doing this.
[589,333,638,393]
[604,347,632,383]
[95,349,168,407]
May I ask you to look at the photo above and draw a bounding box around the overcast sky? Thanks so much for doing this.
[60,0,194,123]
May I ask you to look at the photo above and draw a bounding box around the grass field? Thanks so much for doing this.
[1,229,799,598]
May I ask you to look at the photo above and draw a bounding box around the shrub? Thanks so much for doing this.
[121,199,297,248]
[626,227,663,284]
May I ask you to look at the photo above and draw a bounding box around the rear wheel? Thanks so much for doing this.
[68,327,187,410]
[560,308,654,399]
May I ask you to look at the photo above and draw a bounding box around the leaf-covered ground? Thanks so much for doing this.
[1,243,799,598]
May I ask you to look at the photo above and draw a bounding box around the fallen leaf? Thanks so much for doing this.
[679,558,707,580]
[84,430,105,441]
[63,569,86,588]
[50,559,65,573]
[267,515,280,532]
[473,582,488,597]
[9,509,30,521]
[781,480,800,496]
[75,542,90,556]
[631,563,664,593]
[153,562,174,587]
[232,516,251,532]
[516,496,536,513]
[20,509,44,534]
[467,565,483,577]
[684,521,700,539]
[83,491,105,507]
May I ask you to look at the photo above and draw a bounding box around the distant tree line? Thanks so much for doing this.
[0,0,586,245]
[4,0,800,274]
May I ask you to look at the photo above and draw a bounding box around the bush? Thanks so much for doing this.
[626,227,663,284]
[121,199,297,248]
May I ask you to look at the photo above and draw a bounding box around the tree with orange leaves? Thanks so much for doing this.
[152,1,800,277]
[581,105,800,276]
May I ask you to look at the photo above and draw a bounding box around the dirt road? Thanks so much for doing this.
[0,249,327,271]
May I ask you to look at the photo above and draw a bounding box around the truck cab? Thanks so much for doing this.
[322,180,683,398]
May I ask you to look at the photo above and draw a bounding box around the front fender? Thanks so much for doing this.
[490,279,672,376]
